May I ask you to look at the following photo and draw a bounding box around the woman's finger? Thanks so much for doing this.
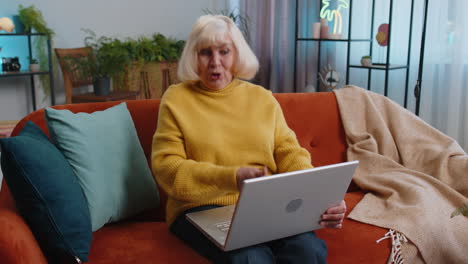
[320,220,343,229]
[321,213,345,221]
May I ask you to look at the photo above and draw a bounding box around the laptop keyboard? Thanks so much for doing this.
[215,220,231,232]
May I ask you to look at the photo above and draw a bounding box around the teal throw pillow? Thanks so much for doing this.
[45,103,159,231]
[0,121,92,263]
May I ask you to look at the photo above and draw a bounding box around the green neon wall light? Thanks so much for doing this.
[320,0,349,34]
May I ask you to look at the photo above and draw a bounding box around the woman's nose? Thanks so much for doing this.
[210,52,221,66]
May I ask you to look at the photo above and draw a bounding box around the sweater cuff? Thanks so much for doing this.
[217,166,239,191]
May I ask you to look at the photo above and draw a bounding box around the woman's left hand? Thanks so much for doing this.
[319,200,347,229]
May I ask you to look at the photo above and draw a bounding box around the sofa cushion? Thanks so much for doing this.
[0,121,92,262]
[45,102,159,231]
[89,221,210,264]
[85,192,391,264]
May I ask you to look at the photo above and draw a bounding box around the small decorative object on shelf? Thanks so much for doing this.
[2,57,21,72]
[376,23,389,46]
[320,18,329,39]
[29,58,40,72]
[312,22,321,38]
[318,65,341,90]
[12,15,25,33]
[375,23,389,64]
[0,17,15,33]
[361,56,372,67]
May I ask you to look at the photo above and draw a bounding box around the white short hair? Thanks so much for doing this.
[177,15,259,82]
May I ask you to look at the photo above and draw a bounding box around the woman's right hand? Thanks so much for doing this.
[236,166,268,190]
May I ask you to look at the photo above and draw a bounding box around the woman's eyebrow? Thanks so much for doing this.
[217,43,234,48]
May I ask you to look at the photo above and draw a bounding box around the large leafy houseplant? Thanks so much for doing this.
[69,30,184,97]
[110,33,185,97]
[64,29,131,95]
[18,4,55,97]
[119,33,185,64]
[81,29,130,81]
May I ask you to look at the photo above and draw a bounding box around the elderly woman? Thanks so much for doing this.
[152,15,346,263]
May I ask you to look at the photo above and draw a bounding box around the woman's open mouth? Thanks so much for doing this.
[210,73,221,80]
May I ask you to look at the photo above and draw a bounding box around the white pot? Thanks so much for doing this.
[360,58,372,67]
[29,64,40,72]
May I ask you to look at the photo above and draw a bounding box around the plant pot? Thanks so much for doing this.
[361,57,372,67]
[93,78,111,96]
[29,64,39,72]
[12,15,25,33]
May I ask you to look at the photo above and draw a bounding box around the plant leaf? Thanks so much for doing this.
[451,203,468,218]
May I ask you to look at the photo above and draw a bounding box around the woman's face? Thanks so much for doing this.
[197,36,236,91]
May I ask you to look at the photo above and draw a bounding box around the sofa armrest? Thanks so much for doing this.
[0,209,47,264]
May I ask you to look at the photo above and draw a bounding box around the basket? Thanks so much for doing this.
[114,61,178,99]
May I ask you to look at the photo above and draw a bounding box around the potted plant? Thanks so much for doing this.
[67,29,131,95]
[17,4,55,96]
[29,57,39,72]
[360,55,372,67]
[111,33,185,98]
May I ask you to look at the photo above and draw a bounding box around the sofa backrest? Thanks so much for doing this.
[274,92,347,167]
[0,92,348,220]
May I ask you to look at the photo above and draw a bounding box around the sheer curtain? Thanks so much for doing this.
[239,0,296,92]
[419,0,468,151]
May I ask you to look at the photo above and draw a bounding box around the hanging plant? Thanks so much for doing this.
[18,4,56,99]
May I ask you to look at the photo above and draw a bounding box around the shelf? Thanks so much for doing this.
[0,33,47,36]
[294,0,425,114]
[348,64,408,70]
[0,70,51,78]
[0,32,55,111]
[297,38,371,42]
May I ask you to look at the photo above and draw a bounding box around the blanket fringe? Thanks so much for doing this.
[376,229,408,264]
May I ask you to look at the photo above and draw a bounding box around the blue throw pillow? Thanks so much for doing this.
[45,102,159,231]
[0,121,92,263]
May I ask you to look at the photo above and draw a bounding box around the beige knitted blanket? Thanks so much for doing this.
[334,86,468,264]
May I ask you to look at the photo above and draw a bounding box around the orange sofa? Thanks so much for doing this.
[0,92,390,263]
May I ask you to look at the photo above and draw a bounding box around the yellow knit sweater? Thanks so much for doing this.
[151,79,312,225]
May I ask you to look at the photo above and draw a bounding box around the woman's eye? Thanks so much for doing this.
[200,49,212,56]
[220,49,230,55]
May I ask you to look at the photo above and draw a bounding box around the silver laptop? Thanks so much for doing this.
[186,160,359,251]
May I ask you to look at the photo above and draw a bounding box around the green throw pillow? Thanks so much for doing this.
[0,121,92,263]
[45,103,159,231]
